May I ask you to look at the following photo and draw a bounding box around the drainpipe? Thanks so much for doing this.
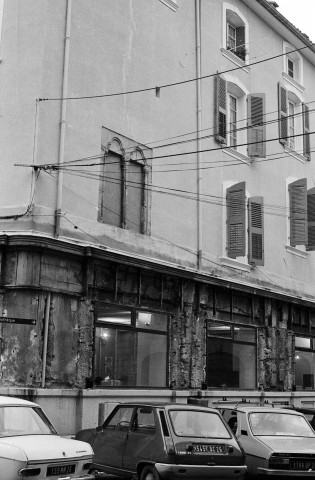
[55,0,72,237]
[41,292,51,388]
[195,0,203,269]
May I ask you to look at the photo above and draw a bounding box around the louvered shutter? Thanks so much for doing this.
[303,103,311,160]
[247,94,266,158]
[307,187,315,250]
[248,197,264,266]
[278,83,288,145]
[289,178,307,246]
[226,182,246,258]
[215,75,227,145]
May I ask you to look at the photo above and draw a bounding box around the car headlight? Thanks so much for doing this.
[269,454,290,468]
[18,468,41,477]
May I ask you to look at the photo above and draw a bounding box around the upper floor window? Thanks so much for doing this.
[226,182,264,266]
[99,128,151,234]
[224,7,248,63]
[283,43,303,87]
[278,83,310,160]
[215,75,265,158]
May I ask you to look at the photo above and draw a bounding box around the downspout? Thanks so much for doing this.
[41,292,51,388]
[195,0,203,269]
[55,0,72,237]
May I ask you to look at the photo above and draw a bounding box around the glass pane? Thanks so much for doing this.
[233,326,256,343]
[296,337,311,349]
[249,412,314,437]
[169,410,230,438]
[107,407,134,429]
[207,337,256,389]
[295,350,315,390]
[97,305,132,325]
[215,288,231,321]
[136,312,168,331]
[0,407,56,437]
[94,327,167,387]
[207,322,232,338]
[126,161,143,232]
[136,332,167,387]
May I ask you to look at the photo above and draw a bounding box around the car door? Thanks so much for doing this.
[92,406,134,470]
[123,406,158,470]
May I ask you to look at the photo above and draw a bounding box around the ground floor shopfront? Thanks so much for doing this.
[1,234,315,434]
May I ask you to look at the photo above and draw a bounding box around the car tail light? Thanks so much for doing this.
[165,436,176,455]
[18,468,41,477]
[269,454,290,468]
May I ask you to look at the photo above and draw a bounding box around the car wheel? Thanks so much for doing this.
[140,465,160,480]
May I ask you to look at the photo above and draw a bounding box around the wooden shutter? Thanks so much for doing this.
[215,75,227,145]
[278,82,288,145]
[226,182,246,258]
[303,103,311,160]
[289,178,307,246]
[307,187,315,250]
[248,197,264,266]
[247,94,266,158]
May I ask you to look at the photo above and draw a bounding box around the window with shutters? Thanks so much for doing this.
[278,83,310,161]
[224,182,264,266]
[247,94,266,158]
[99,128,152,234]
[225,9,247,62]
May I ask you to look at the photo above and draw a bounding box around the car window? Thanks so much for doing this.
[169,410,230,438]
[0,406,56,437]
[132,407,156,432]
[249,412,315,437]
[106,407,134,429]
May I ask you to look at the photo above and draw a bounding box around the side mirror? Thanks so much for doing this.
[96,425,103,432]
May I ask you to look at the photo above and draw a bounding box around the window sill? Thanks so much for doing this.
[220,256,252,272]
[221,48,250,73]
[284,145,308,163]
[158,0,178,11]
[285,245,309,259]
[282,72,305,93]
[223,148,252,165]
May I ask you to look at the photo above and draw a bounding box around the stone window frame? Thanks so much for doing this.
[99,127,152,235]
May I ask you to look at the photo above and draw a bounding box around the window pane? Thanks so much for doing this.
[136,312,168,331]
[295,349,315,390]
[233,326,256,343]
[94,327,167,387]
[295,337,311,349]
[107,407,134,429]
[126,161,143,232]
[169,410,230,438]
[207,337,256,388]
[207,322,232,338]
[99,152,122,227]
[97,305,132,325]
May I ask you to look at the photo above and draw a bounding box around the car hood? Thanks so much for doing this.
[0,435,93,461]
[256,436,315,452]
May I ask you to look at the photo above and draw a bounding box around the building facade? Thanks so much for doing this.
[0,0,315,433]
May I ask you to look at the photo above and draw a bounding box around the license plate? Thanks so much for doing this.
[47,464,76,476]
[290,461,315,470]
[193,444,225,454]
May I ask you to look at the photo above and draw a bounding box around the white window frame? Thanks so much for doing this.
[282,42,304,92]
[222,3,249,66]
[286,90,304,160]
[225,76,249,161]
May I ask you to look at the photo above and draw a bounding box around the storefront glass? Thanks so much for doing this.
[94,305,168,387]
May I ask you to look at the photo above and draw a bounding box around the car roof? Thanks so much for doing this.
[112,402,219,412]
[0,395,39,407]
[218,405,305,415]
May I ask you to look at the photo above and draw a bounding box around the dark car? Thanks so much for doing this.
[75,402,247,480]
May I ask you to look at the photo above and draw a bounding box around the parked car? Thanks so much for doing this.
[217,401,315,478]
[0,395,94,479]
[75,402,247,480]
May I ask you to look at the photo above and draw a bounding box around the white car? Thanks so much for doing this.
[0,395,94,479]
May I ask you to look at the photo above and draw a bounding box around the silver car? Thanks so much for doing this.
[218,403,315,478]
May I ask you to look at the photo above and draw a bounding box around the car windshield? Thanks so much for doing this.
[0,406,57,437]
[169,410,230,438]
[249,412,315,437]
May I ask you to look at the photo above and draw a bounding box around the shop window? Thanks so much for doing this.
[94,305,168,388]
[206,321,256,389]
[295,336,315,390]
